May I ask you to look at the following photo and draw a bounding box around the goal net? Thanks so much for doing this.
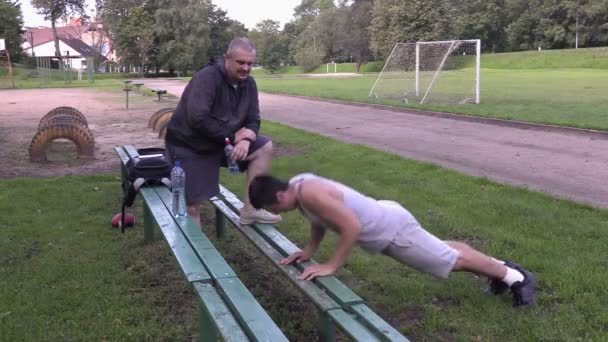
[369,39,480,104]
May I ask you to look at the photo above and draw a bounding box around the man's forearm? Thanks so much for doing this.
[327,227,359,269]
[305,224,325,253]
[234,128,257,143]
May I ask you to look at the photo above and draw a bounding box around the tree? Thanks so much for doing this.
[124,7,154,75]
[0,0,24,62]
[283,0,336,68]
[370,0,458,59]
[579,0,608,47]
[454,0,508,53]
[31,0,87,58]
[336,0,373,71]
[504,0,543,50]
[294,0,335,21]
[208,7,247,61]
[155,0,214,74]
[249,20,286,72]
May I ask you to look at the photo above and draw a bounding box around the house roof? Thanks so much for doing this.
[23,25,85,47]
[62,38,101,58]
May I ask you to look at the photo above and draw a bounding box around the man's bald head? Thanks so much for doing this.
[226,37,256,57]
[224,37,257,83]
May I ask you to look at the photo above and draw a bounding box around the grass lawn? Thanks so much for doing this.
[2,121,606,340]
[0,76,125,90]
[255,68,608,131]
[0,176,198,340]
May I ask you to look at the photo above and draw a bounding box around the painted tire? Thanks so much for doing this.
[158,122,169,139]
[153,111,173,133]
[38,106,87,129]
[39,115,88,131]
[29,123,95,161]
[148,107,175,128]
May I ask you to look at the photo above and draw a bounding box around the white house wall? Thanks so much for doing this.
[27,40,80,58]
[25,41,87,68]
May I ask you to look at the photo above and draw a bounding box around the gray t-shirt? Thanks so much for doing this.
[289,173,420,253]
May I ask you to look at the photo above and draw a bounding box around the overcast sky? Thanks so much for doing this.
[19,0,301,29]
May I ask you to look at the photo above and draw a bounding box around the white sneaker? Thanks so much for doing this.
[239,208,282,225]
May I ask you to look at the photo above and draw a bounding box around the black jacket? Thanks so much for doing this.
[165,59,261,153]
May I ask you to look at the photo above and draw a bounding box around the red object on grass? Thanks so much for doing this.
[111,213,136,228]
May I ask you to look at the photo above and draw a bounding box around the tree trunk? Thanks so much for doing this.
[356,62,362,73]
[51,19,61,58]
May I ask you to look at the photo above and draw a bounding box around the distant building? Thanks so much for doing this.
[21,18,115,69]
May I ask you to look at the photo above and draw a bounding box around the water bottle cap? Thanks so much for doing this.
[174,160,180,167]
[225,137,231,145]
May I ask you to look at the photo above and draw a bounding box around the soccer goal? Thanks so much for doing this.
[369,39,480,104]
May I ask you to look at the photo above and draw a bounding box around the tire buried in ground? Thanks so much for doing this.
[39,106,87,129]
[153,111,173,133]
[29,123,95,162]
[148,107,175,128]
[38,115,89,131]
[158,123,168,139]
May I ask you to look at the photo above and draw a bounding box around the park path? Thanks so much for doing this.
[140,79,608,208]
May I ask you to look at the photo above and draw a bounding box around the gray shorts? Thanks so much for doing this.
[165,135,271,205]
[381,223,459,279]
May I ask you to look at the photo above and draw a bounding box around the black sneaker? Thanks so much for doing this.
[505,261,536,307]
[487,277,509,295]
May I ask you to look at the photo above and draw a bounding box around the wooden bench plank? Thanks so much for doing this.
[114,145,287,340]
[114,146,130,183]
[219,185,364,307]
[193,282,249,341]
[149,188,288,341]
[217,185,409,340]
[114,145,130,165]
[212,199,342,312]
[154,188,216,250]
[326,309,381,342]
[215,277,289,342]
[350,303,410,342]
[153,188,238,280]
[139,187,211,283]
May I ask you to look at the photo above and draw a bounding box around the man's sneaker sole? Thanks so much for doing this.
[486,278,509,295]
[505,261,536,307]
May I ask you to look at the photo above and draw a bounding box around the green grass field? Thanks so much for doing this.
[251,47,608,76]
[482,47,608,69]
[2,121,607,340]
[256,68,608,130]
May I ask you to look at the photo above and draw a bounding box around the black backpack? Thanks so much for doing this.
[121,147,172,232]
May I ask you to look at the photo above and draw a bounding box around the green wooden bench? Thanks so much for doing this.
[212,186,410,342]
[114,145,287,341]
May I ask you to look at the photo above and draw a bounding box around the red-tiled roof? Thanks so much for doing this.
[23,25,85,47]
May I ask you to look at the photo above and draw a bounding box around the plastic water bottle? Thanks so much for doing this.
[171,160,187,218]
[224,138,240,175]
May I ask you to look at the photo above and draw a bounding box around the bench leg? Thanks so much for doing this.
[215,208,226,239]
[199,303,218,342]
[120,164,127,184]
[318,312,336,341]
[143,202,154,243]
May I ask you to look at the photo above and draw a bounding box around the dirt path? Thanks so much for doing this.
[140,79,608,208]
[5,80,606,208]
[0,88,179,178]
